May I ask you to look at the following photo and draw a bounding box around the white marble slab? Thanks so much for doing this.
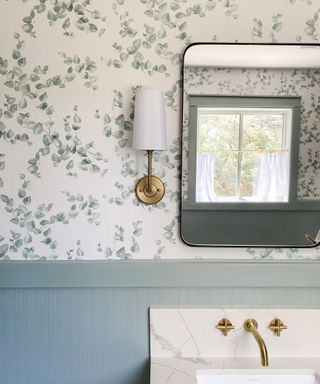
[150,358,320,384]
[150,308,320,358]
[150,308,320,384]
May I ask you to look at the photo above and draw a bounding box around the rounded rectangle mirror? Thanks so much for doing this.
[181,43,320,248]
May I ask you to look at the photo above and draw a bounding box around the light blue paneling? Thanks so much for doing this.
[1,262,320,383]
[1,287,320,384]
[0,288,178,384]
[178,288,319,307]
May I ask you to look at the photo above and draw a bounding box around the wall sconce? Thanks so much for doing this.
[133,88,167,205]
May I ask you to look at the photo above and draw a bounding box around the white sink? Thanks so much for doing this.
[196,369,320,384]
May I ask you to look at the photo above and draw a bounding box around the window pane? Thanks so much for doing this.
[241,113,289,202]
[214,153,238,198]
[242,114,283,150]
[240,152,262,200]
[198,113,240,152]
[198,112,239,200]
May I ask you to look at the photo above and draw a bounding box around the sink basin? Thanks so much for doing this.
[196,370,320,384]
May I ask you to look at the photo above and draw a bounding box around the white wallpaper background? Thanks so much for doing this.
[0,0,320,260]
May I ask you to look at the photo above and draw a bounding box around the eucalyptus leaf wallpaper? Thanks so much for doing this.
[1,0,320,260]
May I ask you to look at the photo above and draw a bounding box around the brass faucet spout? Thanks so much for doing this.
[244,319,269,367]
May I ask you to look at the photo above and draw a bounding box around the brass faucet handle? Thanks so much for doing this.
[268,318,287,336]
[216,318,235,336]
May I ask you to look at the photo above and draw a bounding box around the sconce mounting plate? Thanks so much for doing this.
[135,176,165,205]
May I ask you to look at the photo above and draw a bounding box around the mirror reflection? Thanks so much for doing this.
[195,99,293,203]
[181,43,320,247]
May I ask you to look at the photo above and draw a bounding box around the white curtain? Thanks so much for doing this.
[255,152,289,202]
[196,153,217,202]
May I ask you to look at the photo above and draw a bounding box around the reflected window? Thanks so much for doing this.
[197,108,291,202]
[189,96,300,203]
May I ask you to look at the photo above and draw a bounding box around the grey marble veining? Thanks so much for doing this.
[150,308,320,384]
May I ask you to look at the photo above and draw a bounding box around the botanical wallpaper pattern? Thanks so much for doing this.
[0,0,320,260]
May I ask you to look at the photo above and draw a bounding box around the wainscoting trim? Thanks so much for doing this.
[0,260,320,288]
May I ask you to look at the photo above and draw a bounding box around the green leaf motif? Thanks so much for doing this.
[273,22,282,32]
[12,49,21,60]
[0,244,9,258]
[21,1,106,38]
[24,233,32,244]
[17,58,26,67]
[0,194,9,203]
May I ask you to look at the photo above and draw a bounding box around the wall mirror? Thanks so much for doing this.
[181,43,320,247]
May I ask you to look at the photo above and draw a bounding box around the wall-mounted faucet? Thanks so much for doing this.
[243,318,269,367]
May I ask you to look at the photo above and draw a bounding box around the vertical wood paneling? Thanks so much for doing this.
[311,289,320,306]
[0,287,319,384]
[177,288,320,308]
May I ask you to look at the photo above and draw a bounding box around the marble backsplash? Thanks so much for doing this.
[150,308,320,359]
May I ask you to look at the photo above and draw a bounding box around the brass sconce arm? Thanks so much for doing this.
[147,150,153,193]
[135,150,165,205]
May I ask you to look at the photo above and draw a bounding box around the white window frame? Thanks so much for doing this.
[197,107,293,202]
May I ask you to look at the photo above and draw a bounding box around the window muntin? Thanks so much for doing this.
[196,107,292,203]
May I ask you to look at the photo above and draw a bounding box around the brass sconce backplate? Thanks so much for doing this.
[135,175,165,205]
[216,318,234,336]
[268,318,287,336]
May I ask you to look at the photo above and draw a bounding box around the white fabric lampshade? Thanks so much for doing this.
[132,88,167,150]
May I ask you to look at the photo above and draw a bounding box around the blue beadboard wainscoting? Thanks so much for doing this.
[1,261,320,384]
